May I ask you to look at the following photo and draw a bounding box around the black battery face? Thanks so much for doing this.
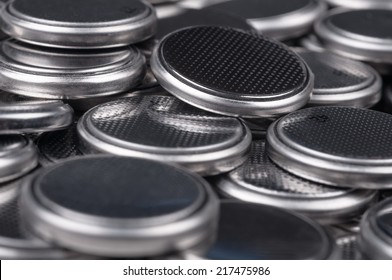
[0,0,391,260]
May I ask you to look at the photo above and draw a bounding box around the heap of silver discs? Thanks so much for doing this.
[1,0,392,260]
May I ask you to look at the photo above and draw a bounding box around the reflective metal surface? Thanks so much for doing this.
[0,0,157,48]
[151,26,313,118]
[0,40,146,99]
[267,106,392,189]
[77,95,251,176]
[21,156,219,257]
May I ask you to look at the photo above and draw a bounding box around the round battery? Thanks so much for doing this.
[201,0,327,40]
[151,26,313,118]
[184,201,337,259]
[37,125,82,166]
[358,198,392,259]
[0,135,37,183]
[0,0,157,49]
[156,8,254,40]
[20,156,219,257]
[267,106,392,189]
[0,179,72,259]
[77,95,251,176]
[0,39,146,99]
[324,0,392,9]
[216,140,377,224]
[315,9,392,65]
[296,49,382,107]
[0,91,73,134]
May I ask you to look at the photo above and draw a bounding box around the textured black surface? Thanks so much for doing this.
[160,26,307,98]
[278,107,392,159]
[84,96,244,149]
[298,51,373,94]
[329,10,392,39]
[38,125,82,164]
[229,141,345,196]
[0,135,26,151]
[156,8,253,39]
[205,202,330,260]
[36,157,204,219]
[0,192,25,238]
[208,0,311,19]
[11,0,148,23]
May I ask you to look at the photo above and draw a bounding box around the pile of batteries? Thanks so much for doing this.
[1,0,392,260]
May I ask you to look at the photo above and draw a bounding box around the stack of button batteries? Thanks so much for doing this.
[1,0,392,260]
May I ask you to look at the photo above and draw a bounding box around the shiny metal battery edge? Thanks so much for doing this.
[0,43,146,99]
[151,26,314,118]
[20,156,220,257]
[0,0,157,49]
[216,140,378,224]
[0,135,38,183]
[266,107,392,189]
[77,96,252,176]
[358,198,392,259]
[0,93,74,134]
[0,179,72,259]
[314,9,392,64]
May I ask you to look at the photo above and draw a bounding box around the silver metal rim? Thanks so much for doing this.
[308,64,382,108]
[267,113,392,189]
[0,136,38,183]
[248,0,327,40]
[0,46,146,99]
[77,111,252,176]
[0,0,157,48]
[0,179,71,259]
[315,8,392,64]
[20,157,220,257]
[358,199,392,259]
[151,34,314,118]
[325,0,392,9]
[301,35,326,52]
[0,100,74,134]
[216,175,377,225]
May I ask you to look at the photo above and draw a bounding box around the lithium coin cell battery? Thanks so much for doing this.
[37,125,83,167]
[315,9,392,65]
[0,0,157,49]
[267,106,392,189]
[151,26,313,118]
[0,180,71,259]
[358,198,392,259]
[0,40,146,99]
[0,135,37,183]
[204,0,327,40]
[184,202,337,260]
[216,141,377,224]
[324,0,392,9]
[77,95,251,176]
[296,50,382,108]
[20,156,219,257]
[0,91,73,134]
